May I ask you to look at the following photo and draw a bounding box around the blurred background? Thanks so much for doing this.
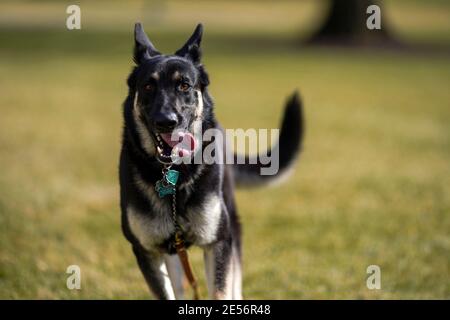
[0,0,449,299]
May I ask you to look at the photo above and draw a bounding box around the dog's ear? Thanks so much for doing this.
[175,24,203,64]
[134,23,160,64]
[197,64,210,90]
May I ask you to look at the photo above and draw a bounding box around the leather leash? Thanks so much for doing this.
[155,162,200,300]
[174,229,200,300]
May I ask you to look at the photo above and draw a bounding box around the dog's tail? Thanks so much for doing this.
[232,91,304,187]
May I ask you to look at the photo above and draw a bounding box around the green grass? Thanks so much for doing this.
[0,0,449,299]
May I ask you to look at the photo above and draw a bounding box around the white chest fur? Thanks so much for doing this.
[127,204,174,250]
[184,194,222,246]
[127,174,223,250]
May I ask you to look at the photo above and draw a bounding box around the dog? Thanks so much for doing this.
[119,23,303,300]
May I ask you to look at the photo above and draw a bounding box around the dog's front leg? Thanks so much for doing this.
[164,254,185,299]
[204,238,234,299]
[133,246,175,300]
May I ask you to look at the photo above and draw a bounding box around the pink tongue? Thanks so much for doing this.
[160,131,196,157]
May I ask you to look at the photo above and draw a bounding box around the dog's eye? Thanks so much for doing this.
[144,84,153,91]
[179,83,190,92]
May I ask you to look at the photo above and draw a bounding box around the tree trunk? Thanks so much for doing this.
[309,0,393,46]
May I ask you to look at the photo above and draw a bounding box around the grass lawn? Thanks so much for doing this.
[0,0,449,299]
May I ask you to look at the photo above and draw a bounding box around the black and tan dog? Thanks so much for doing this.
[119,23,303,300]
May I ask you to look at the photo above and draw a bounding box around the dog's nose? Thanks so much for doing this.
[153,112,178,131]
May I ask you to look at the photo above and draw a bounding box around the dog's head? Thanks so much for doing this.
[127,23,211,163]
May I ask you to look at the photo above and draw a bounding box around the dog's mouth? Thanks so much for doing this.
[153,131,196,163]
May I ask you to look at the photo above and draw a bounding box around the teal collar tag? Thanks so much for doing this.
[165,169,179,185]
[155,169,179,198]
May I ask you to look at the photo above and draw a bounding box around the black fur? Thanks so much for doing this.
[119,23,303,300]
